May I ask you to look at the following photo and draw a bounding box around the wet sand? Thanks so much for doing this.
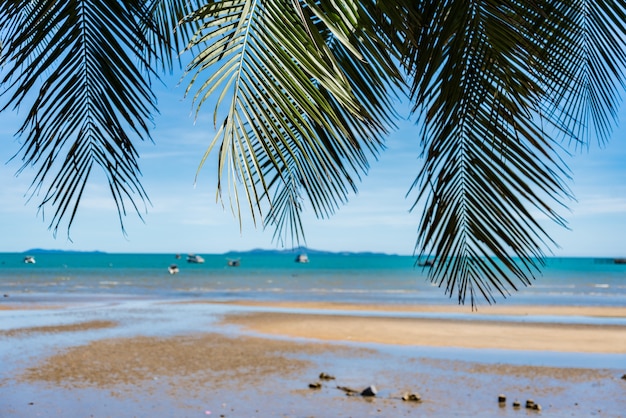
[219,300,626,318]
[221,310,626,353]
[1,300,625,417]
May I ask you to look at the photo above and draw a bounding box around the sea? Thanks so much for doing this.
[1,251,625,309]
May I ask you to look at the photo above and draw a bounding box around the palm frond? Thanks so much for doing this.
[532,0,626,146]
[0,0,159,235]
[407,0,574,306]
[181,0,401,246]
[146,0,207,70]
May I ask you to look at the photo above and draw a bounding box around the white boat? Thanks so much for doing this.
[295,253,309,263]
[23,255,36,264]
[168,264,179,275]
[186,254,205,264]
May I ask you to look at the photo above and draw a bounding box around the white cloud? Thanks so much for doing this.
[571,195,626,217]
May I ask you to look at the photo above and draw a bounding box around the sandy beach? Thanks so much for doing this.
[220,301,626,353]
[1,299,625,417]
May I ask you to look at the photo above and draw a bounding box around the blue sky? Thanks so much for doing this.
[1,74,626,256]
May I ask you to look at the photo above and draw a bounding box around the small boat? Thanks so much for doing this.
[186,254,205,264]
[295,254,309,263]
[417,259,435,267]
[168,264,179,275]
[23,255,36,264]
[227,258,240,267]
[614,258,626,264]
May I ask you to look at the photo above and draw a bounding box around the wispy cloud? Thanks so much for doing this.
[570,195,626,217]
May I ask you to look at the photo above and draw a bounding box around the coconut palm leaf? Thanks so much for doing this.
[147,0,208,70]
[181,0,401,244]
[406,0,626,305]
[0,0,160,235]
[533,0,626,145]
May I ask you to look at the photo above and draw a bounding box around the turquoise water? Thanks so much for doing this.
[1,252,625,307]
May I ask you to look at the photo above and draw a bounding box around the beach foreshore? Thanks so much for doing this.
[219,299,626,318]
[216,300,626,353]
[1,299,625,417]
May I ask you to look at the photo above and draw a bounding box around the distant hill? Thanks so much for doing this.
[21,248,398,256]
[222,247,395,257]
[24,249,107,254]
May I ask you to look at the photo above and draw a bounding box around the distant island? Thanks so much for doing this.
[24,249,107,254]
[22,247,399,257]
[223,247,394,257]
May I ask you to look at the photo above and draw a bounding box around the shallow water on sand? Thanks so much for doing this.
[1,300,624,417]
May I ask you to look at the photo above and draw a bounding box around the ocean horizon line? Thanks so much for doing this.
[7,248,626,260]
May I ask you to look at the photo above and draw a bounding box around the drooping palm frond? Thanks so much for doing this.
[146,0,207,70]
[0,0,160,235]
[180,0,401,245]
[406,1,574,306]
[405,0,626,306]
[532,0,626,146]
[264,1,407,245]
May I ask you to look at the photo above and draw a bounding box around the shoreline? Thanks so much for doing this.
[213,299,626,317]
[4,299,626,354]
[6,296,626,317]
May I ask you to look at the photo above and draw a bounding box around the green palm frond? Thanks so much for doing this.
[147,0,207,70]
[0,0,159,235]
[406,0,626,306]
[407,1,573,305]
[181,0,400,245]
[533,0,626,145]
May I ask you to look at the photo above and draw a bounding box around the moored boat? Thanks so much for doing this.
[295,253,309,263]
[168,264,179,274]
[186,254,205,264]
[23,255,36,264]
[417,259,435,267]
